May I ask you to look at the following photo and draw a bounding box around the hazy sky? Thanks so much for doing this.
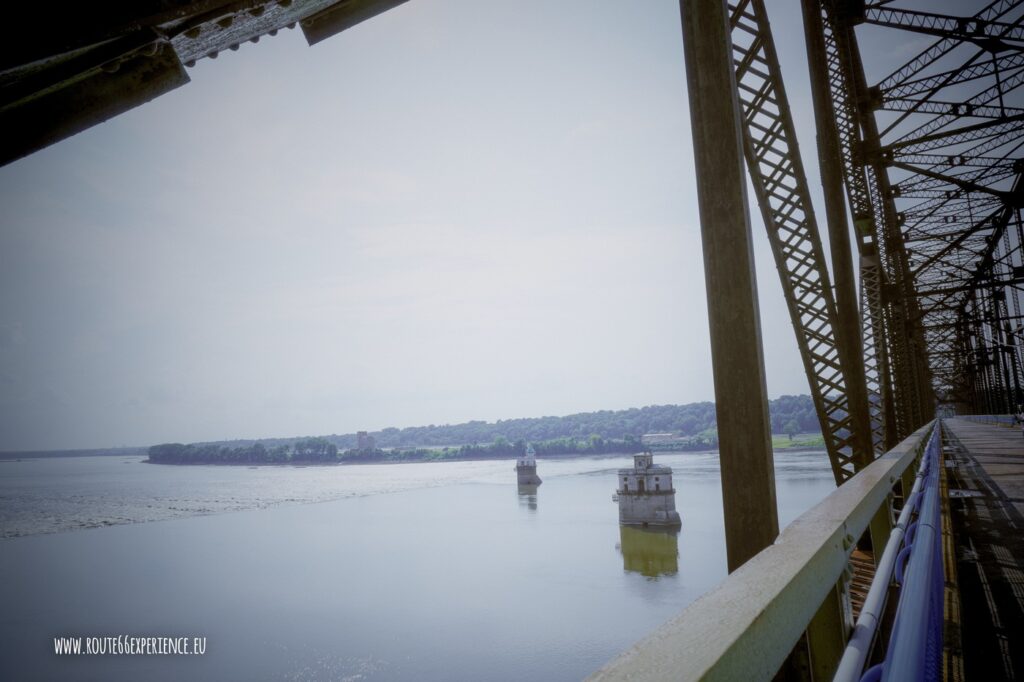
[0,0,890,450]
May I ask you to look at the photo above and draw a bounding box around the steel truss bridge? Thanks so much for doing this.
[718,0,1024,484]
[3,0,1024,566]
[3,0,1021,492]
[4,0,1024,677]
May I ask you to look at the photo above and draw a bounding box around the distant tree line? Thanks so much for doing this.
[347,395,817,448]
[338,435,648,463]
[148,435,652,465]
[352,396,816,446]
[148,438,338,465]
[767,394,821,434]
[148,395,821,464]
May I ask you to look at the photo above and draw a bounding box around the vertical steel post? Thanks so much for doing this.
[800,0,874,467]
[806,582,849,682]
[995,298,1014,414]
[1006,321,1022,409]
[679,0,779,572]
[868,500,893,564]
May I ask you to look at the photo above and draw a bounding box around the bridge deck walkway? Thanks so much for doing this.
[943,418,1024,680]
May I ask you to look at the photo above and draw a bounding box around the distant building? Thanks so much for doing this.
[356,431,376,450]
[641,433,685,447]
[516,444,542,485]
[641,433,676,444]
[615,451,681,527]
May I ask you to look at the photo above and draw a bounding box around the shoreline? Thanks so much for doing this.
[141,445,825,467]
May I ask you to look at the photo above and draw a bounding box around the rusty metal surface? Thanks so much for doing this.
[0,0,410,165]
[0,43,189,164]
[729,0,874,485]
[814,0,1024,419]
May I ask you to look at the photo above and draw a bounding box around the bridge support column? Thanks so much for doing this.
[679,0,779,572]
[806,582,849,682]
[801,0,874,467]
[868,499,893,563]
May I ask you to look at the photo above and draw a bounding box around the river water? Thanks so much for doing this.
[0,450,835,681]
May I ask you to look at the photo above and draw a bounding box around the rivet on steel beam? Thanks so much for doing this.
[217,16,234,29]
[185,59,196,68]
[208,51,219,59]
[185,27,201,39]
[249,6,265,17]
[269,29,278,36]
[249,36,260,43]
[230,43,239,51]
[287,22,296,29]
[279,0,293,7]
[842,533,854,550]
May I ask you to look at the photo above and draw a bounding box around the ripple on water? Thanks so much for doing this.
[0,451,834,538]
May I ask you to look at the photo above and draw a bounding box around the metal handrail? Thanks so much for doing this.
[833,422,940,682]
[879,424,943,682]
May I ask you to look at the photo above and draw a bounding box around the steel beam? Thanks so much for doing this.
[801,0,875,468]
[728,0,873,483]
[679,0,779,572]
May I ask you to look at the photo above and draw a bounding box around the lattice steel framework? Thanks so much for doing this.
[3,0,1021,480]
[727,0,873,484]
[806,0,1024,422]
[726,0,1024,482]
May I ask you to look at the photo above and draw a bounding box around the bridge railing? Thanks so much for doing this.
[834,421,942,682]
[959,414,1016,427]
[589,421,936,682]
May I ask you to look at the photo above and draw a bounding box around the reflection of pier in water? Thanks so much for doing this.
[516,483,538,511]
[616,526,678,578]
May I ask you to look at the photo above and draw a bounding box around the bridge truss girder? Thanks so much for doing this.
[726,0,1024,481]
[809,0,1024,420]
[727,0,874,484]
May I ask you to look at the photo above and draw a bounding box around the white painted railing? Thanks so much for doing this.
[588,422,935,682]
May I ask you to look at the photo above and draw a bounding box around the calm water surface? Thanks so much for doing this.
[0,451,834,681]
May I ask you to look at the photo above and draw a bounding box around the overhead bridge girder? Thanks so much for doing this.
[808,0,1024,416]
[721,0,1021,478]
[727,0,874,483]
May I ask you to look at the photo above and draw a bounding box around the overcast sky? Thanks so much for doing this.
[0,0,901,451]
